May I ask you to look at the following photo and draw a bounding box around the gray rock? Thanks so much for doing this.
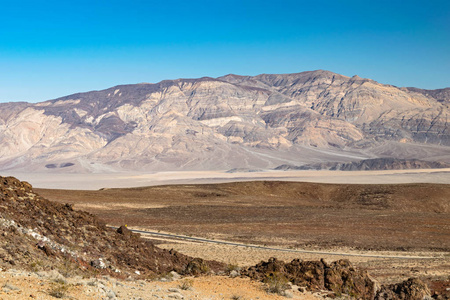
[168,293,184,299]
[48,270,66,282]
[87,281,97,287]
[2,283,20,291]
[36,271,47,278]
[170,271,181,280]
[284,290,294,298]
[106,290,117,299]
[229,270,240,278]
[90,258,106,269]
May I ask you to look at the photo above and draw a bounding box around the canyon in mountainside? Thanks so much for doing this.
[0,70,449,173]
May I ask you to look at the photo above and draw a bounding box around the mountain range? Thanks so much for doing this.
[0,70,449,172]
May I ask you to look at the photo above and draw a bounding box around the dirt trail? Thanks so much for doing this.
[125,227,437,260]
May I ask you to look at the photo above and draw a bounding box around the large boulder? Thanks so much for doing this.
[375,278,431,300]
[243,257,376,299]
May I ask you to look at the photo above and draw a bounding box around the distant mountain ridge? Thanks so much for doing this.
[0,70,449,172]
[275,158,450,171]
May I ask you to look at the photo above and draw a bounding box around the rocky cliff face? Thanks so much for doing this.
[0,70,449,172]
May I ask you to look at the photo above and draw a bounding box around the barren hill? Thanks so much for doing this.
[0,175,222,278]
[1,70,449,172]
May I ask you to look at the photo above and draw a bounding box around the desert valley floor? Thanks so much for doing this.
[8,168,450,190]
[27,169,450,287]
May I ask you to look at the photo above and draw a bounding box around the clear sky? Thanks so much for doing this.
[1,0,449,102]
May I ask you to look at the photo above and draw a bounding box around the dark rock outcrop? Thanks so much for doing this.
[244,258,436,299]
[116,225,136,240]
[429,278,450,300]
[0,176,223,278]
[375,278,431,300]
[243,257,376,299]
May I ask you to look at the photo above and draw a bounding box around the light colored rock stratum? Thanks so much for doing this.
[0,70,449,172]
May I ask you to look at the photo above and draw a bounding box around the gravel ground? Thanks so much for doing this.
[0,269,321,300]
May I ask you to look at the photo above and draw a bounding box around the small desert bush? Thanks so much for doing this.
[53,278,67,285]
[200,263,210,274]
[29,259,44,272]
[146,271,171,282]
[179,278,194,290]
[226,263,241,273]
[48,280,70,298]
[264,272,290,295]
[153,271,174,281]
[231,295,244,300]
[59,260,78,278]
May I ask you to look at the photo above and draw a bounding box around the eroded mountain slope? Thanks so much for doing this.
[0,71,448,172]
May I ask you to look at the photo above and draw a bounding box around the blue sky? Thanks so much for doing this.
[1,0,449,102]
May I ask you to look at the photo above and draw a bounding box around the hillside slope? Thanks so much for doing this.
[0,176,222,277]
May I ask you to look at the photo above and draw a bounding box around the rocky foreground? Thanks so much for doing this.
[0,176,449,299]
[0,269,322,300]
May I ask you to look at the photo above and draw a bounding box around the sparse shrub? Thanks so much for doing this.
[226,263,241,273]
[185,258,210,275]
[200,263,210,274]
[48,280,69,298]
[53,278,67,285]
[150,271,174,282]
[264,272,290,295]
[87,281,97,287]
[179,278,194,290]
[160,271,173,281]
[59,259,78,278]
[29,259,44,272]
[231,295,243,300]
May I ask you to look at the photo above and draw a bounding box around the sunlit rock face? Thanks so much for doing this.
[1,70,449,172]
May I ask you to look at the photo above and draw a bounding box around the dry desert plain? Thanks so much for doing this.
[9,168,450,190]
[30,169,450,291]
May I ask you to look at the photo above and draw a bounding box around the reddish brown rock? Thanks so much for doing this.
[375,278,431,300]
[243,257,376,299]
